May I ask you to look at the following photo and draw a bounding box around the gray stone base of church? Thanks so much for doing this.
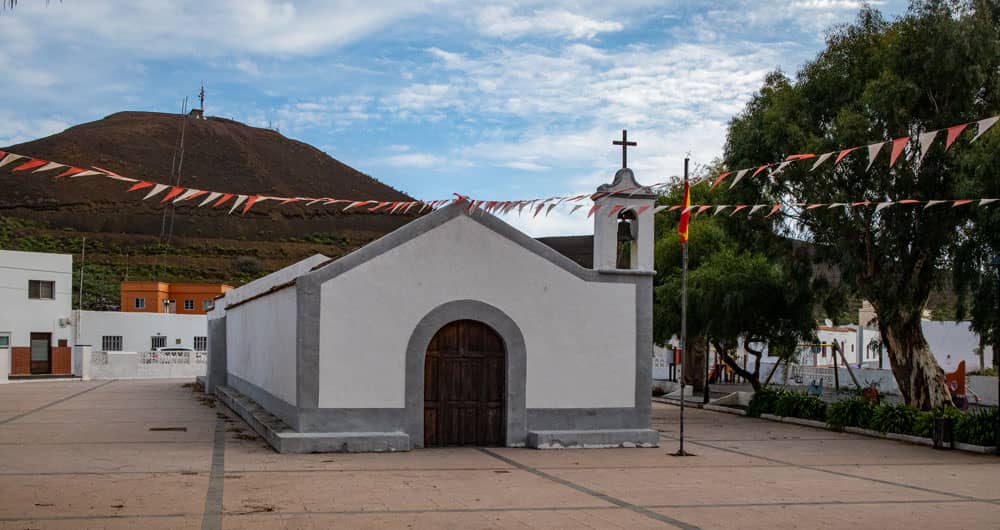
[527,429,660,449]
[216,384,658,453]
[215,385,411,453]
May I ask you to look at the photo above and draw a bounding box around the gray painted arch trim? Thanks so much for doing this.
[405,299,528,448]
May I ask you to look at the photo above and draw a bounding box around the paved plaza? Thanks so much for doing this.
[0,379,998,529]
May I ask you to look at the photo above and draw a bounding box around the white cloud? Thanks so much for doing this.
[234,59,261,76]
[475,6,624,40]
[383,153,447,168]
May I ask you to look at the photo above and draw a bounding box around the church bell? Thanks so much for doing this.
[617,217,636,242]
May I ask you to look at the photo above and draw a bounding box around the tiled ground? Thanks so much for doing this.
[0,379,997,529]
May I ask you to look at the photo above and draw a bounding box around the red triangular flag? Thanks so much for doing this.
[766,204,782,218]
[213,193,235,208]
[13,159,47,172]
[127,181,154,192]
[587,204,602,218]
[889,136,909,168]
[728,205,748,216]
[181,190,208,202]
[952,199,974,207]
[945,123,968,150]
[834,147,858,165]
[55,167,86,178]
[709,172,732,190]
[751,165,769,178]
[606,204,625,218]
[160,186,186,203]
[242,195,261,215]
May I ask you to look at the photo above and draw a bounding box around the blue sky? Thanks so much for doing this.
[0,0,908,235]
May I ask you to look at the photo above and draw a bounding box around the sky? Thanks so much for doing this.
[0,0,909,236]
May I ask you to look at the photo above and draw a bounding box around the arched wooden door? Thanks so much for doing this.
[424,320,506,447]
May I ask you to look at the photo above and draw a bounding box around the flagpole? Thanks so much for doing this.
[674,156,692,456]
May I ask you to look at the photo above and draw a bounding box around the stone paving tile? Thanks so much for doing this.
[658,501,1000,530]
[222,508,666,529]
[224,443,514,473]
[0,516,201,529]
[0,420,215,444]
[0,474,208,520]
[695,437,990,466]
[813,463,1000,498]
[488,443,777,470]
[0,441,213,475]
[221,469,613,514]
[545,465,952,508]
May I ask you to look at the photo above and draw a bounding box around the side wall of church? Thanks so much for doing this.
[226,286,298,406]
[316,214,637,410]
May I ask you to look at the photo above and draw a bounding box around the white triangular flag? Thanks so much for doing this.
[875,202,893,212]
[652,205,669,214]
[917,130,938,162]
[569,204,584,215]
[748,204,766,216]
[713,205,729,215]
[73,170,105,178]
[924,200,947,209]
[0,153,25,168]
[866,142,884,171]
[811,152,833,171]
[979,198,998,206]
[31,161,66,173]
[173,189,202,203]
[827,203,845,208]
[199,192,222,207]
[229,195,248,215]
[771,161,792,178]
[142,184,168,200]
[971,116,998,142]
[728,168,750,189]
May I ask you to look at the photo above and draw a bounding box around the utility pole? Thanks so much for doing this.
[992,254,1000,456]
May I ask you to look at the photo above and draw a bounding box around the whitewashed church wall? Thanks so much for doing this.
[226,287,297,405]
[318,214,636,410]
[222,254,329,308]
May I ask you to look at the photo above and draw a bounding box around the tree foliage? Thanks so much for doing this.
[652,181,816,391]
[720,1,1000,408]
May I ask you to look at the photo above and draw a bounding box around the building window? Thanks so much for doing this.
[102,336,123,351]
[184,299,195,311]
[194,336,207,350]
[28,280,55,300]
[134,298,146,309]
[202,299,214,311]
[151,336,167,350]
[0,335,9,348]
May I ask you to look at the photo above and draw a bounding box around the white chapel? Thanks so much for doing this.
[206,164,660,452]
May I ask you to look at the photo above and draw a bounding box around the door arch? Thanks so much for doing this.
[423,320,506,446]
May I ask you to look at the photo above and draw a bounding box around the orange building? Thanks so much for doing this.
[120,281,232,315]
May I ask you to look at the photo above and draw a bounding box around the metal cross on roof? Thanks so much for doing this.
[612,129,637,169]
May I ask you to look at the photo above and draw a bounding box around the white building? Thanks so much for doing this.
[75,310,207,353]
[207,167,659,453]
[0,250,74,380]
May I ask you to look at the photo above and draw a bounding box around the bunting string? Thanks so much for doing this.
[707,114,998,190]
[1,147,998,221]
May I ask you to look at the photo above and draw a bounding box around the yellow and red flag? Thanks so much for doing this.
[678,180,691,244]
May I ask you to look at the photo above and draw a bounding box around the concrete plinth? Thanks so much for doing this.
[527,429,660,449]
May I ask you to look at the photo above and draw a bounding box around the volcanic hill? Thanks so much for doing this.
[1,111,415,239]
[0,111,417,309]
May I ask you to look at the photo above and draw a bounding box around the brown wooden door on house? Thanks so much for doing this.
[29,332,51,374]
[424,320,505,447]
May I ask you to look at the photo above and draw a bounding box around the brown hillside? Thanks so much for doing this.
[1,111,415,240]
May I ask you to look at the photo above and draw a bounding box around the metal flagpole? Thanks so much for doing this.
[674,156,692,456]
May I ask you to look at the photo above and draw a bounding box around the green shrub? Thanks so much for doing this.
[827,398,875,431]
[868,403,922,435]
[912,406,962,438]
[955,407,998,447]
[747,387,787,417]
[773,392,827,421]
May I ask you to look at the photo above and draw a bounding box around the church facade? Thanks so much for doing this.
[206,167,659,452]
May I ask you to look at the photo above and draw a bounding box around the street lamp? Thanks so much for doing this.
[992,254,1000,456]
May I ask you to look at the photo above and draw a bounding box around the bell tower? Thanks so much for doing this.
[593,130,656,272]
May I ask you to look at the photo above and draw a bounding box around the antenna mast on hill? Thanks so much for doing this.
[199,83,205,114]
